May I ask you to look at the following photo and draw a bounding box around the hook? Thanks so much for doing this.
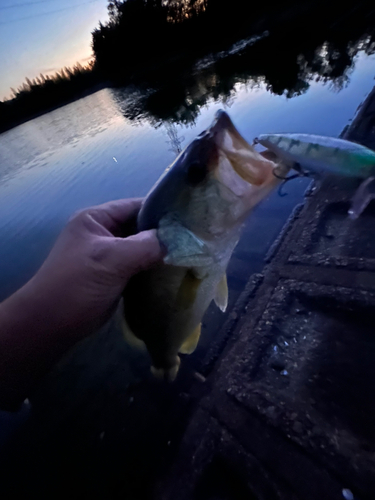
[277,175,302,197]
[274,162,311,197]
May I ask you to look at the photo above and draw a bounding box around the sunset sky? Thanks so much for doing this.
[0,0,109,100]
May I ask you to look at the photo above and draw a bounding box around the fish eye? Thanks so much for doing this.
[187,161,207,185]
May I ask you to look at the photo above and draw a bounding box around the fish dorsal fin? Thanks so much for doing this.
[158,215,214,267]
[214,274,228,312]
[179,323,201,355]
[176,270,202,310]
[121,315,146,351]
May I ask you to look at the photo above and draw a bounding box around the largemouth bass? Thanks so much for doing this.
[122,111,288,380]
[255,133,375,219]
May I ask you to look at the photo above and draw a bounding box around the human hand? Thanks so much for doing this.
[0,198,163,410]
[24,197,164,340]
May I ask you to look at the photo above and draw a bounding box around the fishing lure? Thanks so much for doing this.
[255,134,375,218]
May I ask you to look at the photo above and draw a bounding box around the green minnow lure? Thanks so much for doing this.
[255,133,375,219]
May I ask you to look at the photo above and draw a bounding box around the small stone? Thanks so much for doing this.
[284,341,289,346]
[193,372,206,383]
[342,488,354,500]
[281,370,288,376]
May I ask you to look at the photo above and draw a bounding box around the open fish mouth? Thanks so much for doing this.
[137,110,280,234]
[204,110,277,187]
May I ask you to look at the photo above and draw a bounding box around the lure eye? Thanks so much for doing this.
[187,161,207,185]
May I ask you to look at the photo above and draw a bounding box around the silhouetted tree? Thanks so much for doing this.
[1,0,375,133]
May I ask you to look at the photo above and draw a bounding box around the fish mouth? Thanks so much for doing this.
[137,111,278,232]
[206,110,276,187]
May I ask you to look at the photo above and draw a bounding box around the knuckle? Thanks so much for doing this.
[89,244,109,264]
[68,208,100,234]
[68,208,90,224]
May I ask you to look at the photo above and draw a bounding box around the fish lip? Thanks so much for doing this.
[208,109,234,136]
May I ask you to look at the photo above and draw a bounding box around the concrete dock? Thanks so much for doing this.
[157,87,375,500]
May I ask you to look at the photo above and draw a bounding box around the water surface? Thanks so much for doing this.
[0,51,374,303]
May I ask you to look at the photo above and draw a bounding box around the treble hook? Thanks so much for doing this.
[277,174,304,196]
[273,162,311,197]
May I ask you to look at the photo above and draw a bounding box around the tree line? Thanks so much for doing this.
[1,0,375,132]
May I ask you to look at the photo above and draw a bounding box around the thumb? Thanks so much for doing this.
[112,229,165,279]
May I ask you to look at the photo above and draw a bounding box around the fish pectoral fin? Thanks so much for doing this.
[121,315,146,351]
[158,216,214,267]
[214,274,228,312]
[349,176,375,219]
[176,270,202,309]
[179,323,201,355]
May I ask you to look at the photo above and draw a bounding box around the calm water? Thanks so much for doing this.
[0,51,375,303]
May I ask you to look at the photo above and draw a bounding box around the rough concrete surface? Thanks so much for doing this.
[157,88,375,500]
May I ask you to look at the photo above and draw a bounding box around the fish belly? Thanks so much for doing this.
[123,261,226,372]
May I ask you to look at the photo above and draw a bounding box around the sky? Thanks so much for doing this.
[0,0,109,100]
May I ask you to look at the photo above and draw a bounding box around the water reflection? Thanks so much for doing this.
[111,27,375,126]
[165,123,185,155]
[0,90,125,187]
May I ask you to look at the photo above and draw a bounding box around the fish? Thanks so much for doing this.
[122,110,288,380]
[255,133,375,218]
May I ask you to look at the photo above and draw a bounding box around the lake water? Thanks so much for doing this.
[1,51,375,304]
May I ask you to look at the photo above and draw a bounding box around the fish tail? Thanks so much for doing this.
[120,314,146,351]
[150,356,181,382]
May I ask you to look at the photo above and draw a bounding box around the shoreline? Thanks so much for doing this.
[0,82,109,135]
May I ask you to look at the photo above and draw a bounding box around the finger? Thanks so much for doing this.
[111,230,165,279]
[87,198,144,233]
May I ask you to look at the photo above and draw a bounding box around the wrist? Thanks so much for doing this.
[0,280,77,411]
